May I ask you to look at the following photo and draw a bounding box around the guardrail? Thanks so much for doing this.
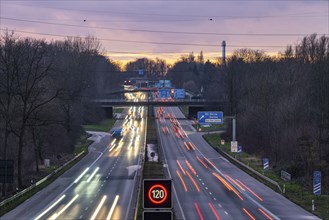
[0,151,85,208]
[203,136,283,193]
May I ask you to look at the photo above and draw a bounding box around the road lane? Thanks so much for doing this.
[156,106,319,220]
[3,101,146,220]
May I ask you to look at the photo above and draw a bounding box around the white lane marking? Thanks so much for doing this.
[191,135,281,220]
[214,198,217,201]
[209,192,212,195]
[101,184,103,187]
[202,182,205,185]
[218,204,222,207]
[90,200,94,203]
[156,112,186,220]
[34,195,66,220]
[205,187,208,190]
[79,215,83,219]
[225,211,228,215]
[85,207,89,211]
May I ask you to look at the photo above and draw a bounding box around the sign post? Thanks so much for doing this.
[313,171,321,195]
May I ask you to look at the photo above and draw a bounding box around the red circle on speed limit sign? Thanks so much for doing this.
[144,179,172,209]
[148,184,168,204]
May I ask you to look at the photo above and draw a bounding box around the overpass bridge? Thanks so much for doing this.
[94,99,226,118]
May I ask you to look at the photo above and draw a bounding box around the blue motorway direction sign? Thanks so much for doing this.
[198,111,223,124]
[237,145,242,154]
[173,89,185,99]
[159,80,171,88]
[158,89,170,99]
[313,171,321,195]
[263,158,269,170]
[138,69,144,75]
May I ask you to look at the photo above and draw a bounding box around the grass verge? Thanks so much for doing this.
[74,132,93,155]
[83,119,115,132]
[113,107,124,114]
[203,133,329,220]
[193,123,227,132]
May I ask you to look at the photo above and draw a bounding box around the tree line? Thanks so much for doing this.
[0,31,121,196]
[1,30,328,197]
[218,35,329,191]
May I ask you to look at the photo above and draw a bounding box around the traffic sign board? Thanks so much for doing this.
[237,145,242,154]
[143,211,173,220]
[158,89,170,99]
[313,171,321,195]
[231,141,238,152]
[173,89,185,99]
[263,158,269,170]
[198,111,223,124]
[144,179,172,209]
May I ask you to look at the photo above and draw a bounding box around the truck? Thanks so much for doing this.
[110,127,123,139]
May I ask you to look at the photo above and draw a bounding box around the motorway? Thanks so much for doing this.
[156,106,319,220]
[2,93,147,220]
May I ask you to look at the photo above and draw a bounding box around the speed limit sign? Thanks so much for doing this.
[143,179,172,209]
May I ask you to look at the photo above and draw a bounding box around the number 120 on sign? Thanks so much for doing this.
[144,179,172,209]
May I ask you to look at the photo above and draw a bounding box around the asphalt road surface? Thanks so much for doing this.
[3,104,146,220]
[156,106,319,220]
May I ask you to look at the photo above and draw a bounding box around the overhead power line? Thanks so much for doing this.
[0,28,289,48]
[1,17,327,37]
[1,0,328,2]
[3,2,328,19]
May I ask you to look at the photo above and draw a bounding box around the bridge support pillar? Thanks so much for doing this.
[105,107,113,119]
[148,105,154,117]
[188,107,204,119]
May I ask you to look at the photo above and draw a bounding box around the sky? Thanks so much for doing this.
[1,0,328,64]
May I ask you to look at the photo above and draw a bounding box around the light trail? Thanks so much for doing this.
[194,202,204,220]
[208,202,221,220]
[186,170,200,192]
[188,142,196,150]
[106,195,120,220]
[212,173,243,201]
[225,175,245,191]
[258,208,273,220]
[176,160,186,175]
[74,168,89,183]
[176,170,188,192]
[196,156,208,168]
[242,208,256,220]
[185,160,196,175]
[34,195,66,220]
[91,195,107,220]
[236,179,263,201]
[203,157,217,169]
[183,141,190,151]
[110,139,116,146]
[86,167,99,183]
[49,194,79,220]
